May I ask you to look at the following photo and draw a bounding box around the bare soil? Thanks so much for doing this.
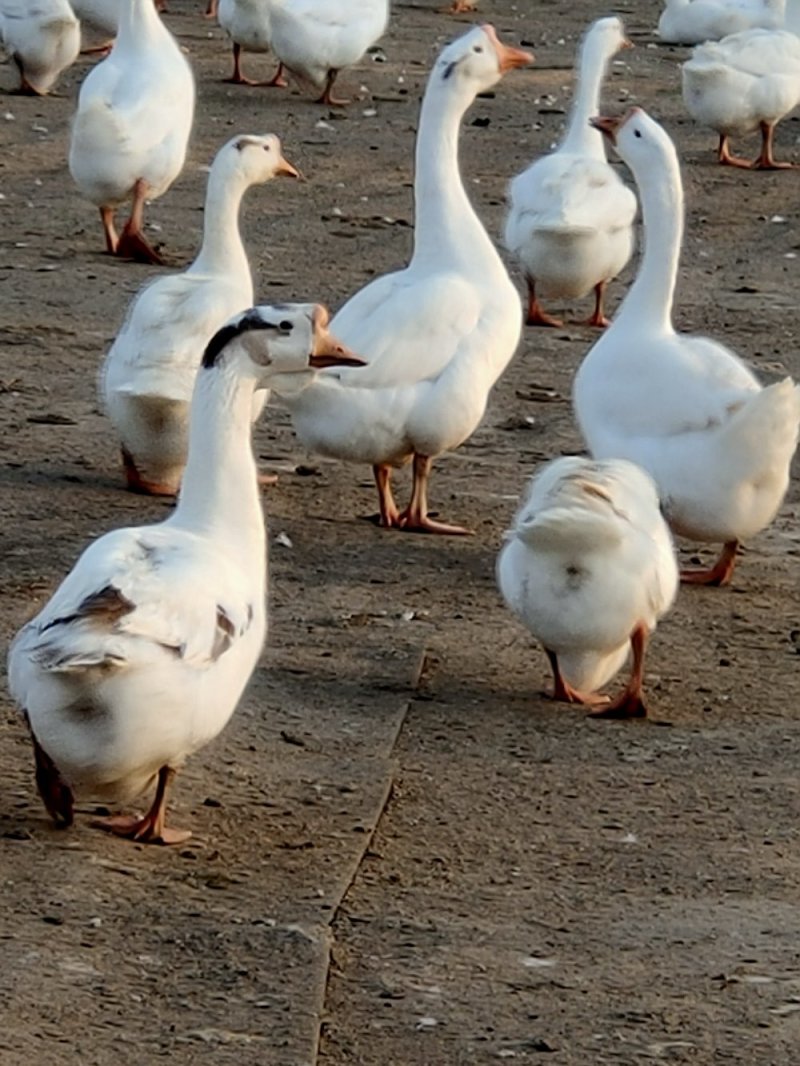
[1,1,799,1063]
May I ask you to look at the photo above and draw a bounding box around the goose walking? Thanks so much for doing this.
[0,0,79,94]
[217,0,284,87]
[8,304,363,845]
[497,457,678,718]
[504,17,636,328]
[69,0,195,264]
[573,108,800,586]
[282,25,531,534]
[102,133,299,497]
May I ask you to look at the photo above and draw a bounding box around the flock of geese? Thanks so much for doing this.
[2,0,799,844]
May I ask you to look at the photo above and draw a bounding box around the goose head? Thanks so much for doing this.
[433,24,532,96]
[214,133,300,188]
[202,304,365,394]
[586,16,632,56]
[590,107,677,175]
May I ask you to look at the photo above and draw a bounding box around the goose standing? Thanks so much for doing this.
[7,305,363,845]
[504,17,636,328]
[267,0,390,105]
[102,133,299,497]
[497,457,678,718]
[573,108,800,586]
[68,0,195,264]
[0,0,79,94]
[282,25,531,534]
[657,0,785,44]
[217,0,284,86]
[682,29,800,168]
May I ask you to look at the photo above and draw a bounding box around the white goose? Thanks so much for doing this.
[217,0,283,87]
[102,133,299,497]
[8,304,362,845]
[504,17,636,328]
[70,0,121,36]
[0,0,79,94]
[267,0,390,105]
[68,0,195,264]
[497,457,678,718]
[682,29,800,168]
[657,0,785,44]
[574,108,800,587]
[282,25,531,534]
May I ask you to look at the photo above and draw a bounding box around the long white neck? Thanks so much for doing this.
[190,166,253,284]
[411,77,502,272]
[561,34,616,157]
[117,0,163,51]
[169,356,266,563]
[614,142,683,333]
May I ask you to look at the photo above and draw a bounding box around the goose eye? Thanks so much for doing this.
[634,129,642,138]
[279,320,294,331]
[473,45,483,53]
[263,144,271,152]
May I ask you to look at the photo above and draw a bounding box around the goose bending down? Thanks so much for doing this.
[8,304,363,845]
[497,457,678,718]
[682,29,800,169]
[657,0,785,44]
[574,108,800,587]
[267,0,390,105]
[0,0,79,94]
[102,133,299,497]
[282,25,531,535]
[504,17,636,328]
[68,0,195,264]
[217,0,285,87]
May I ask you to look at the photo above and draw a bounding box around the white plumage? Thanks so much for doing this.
[0,0,79,94]
[657,0,785,44]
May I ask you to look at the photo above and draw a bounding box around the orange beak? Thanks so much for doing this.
[590,114,624,145]
[621,37,634,49]
[482,24,534,73]
[276,155,302,180]
[309,305,365,368]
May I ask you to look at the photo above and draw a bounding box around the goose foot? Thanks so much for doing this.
[30,729,74,828]
[100,206,119,255]
[717,134,753,170]
[315,70,348,107]
[751,122,794,170]
[373,463,403,528]
[264,63,288,88]
[525,282,563,328]
[582,281,610,328]
[121,447,178,497]
[92,767,190,845]
[587,623,651,720]
[544,650,606,706]
[397,454,473,535]
[680,540,738,587]
[116,223,165,265]
[447,0,477,10]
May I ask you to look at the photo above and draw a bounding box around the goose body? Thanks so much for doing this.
[267,0,389,103]
[657,0,785,44]
[68,0,195,263]
[574,108,800,586]
[0,0,79,94]
[217,0,281,85]
[8,304,362,844]
[504,17,636,328]
[497,456,678,716]
[283,25,531,534]
[102,133,299,496]
[70,0,121,35]
[682,29,800,168]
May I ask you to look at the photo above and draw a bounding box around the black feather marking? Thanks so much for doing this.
[442,59,459,80]
[202,310,282,369]
[40,584,134,634]
[211,606,238,660]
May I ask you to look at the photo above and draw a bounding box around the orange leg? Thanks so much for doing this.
[93,766,191,845]
[315,69,348,107]
[116,179,165,265]
[398,454,473,536]
[752,121,794,170]
[583,280,610,329]
[30,729,74,828]
[717,133,752,170]
[81,40,114,56]
[525,279,563,328]
[447,0,477,10]
[121,447,178,497]
[680,539,738,587]
[373,463,401,528]
[12,56,45,96]
[100,206,119,255]
[544,649,602,706]
[589,623,649,720]
[204,0,218,16]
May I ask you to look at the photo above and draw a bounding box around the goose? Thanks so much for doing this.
[497,457,678,718]
[7,304,363,845]
[504,17,637,328]
[573,108,800,586]
[102,134,299,497]
[217,0,285,87]
[70,0,120,36]
[266,0,390,105]
[282,25,532,534]
[657,0,785,44]
[68,0,195,264]
[0,0,79,94]
[682,29,800,168]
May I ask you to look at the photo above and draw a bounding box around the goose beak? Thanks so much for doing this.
[621,37,634,49]
[590,114,623,145]
[483,24,534,72]
[309,306,365,368]
[276,154,302,180]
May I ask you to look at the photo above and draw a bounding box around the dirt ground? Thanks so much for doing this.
[1,0,800,1063]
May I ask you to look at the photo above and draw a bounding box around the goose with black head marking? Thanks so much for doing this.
[573,108,800,587]
[282,25,532,534]
[8,304,363,845]
[102,133,299,497]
